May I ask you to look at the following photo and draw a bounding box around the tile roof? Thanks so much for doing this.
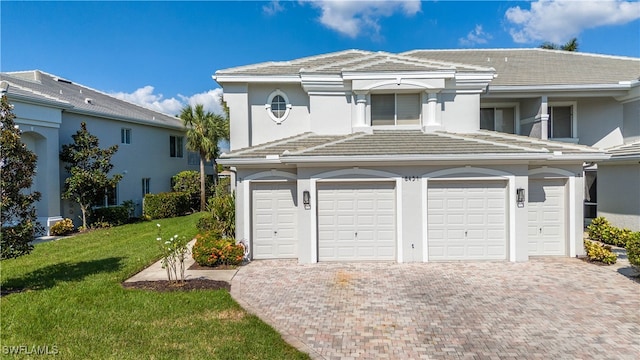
[1,70,184,129]
[215,48,639,87]
[221,130,605,162]
[402,49,640,86]
[606,141,640,158]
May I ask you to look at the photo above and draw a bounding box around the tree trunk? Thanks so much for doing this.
[199,157,206,212]
[213,159,219,186]
[80,203,88,229]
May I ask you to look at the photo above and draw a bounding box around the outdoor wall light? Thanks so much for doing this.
[303,190,311,210]
[516,188,525,208]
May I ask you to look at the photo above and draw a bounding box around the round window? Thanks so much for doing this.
[271,95,287,119]
[265,90,291,124]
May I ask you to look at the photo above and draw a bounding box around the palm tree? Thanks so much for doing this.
[180,104,228,211]
[540,37,579,51]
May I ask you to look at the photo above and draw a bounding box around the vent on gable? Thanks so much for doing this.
[84,98,94,105]
[54,77,72,84]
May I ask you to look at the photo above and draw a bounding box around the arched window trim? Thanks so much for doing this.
[264,89,292,124]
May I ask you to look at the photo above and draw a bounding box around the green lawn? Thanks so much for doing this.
[0,214,309,359]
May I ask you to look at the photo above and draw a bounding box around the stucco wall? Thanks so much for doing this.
[577,98,623,148]
[598,163,640,231]
[622,99,640,142]
[223,83,249,151]
[439,93,480,133]
[309,94,352,135]
[13,100,63,234]
[59,113,203,222]
[248,84,310,146]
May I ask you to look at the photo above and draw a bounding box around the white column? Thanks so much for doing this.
[354,92,367,127]
[426,92,438,126]
[540,95,549,140]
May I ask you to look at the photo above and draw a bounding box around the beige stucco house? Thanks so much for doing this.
[214,49,638,263]
[1,70,210,234]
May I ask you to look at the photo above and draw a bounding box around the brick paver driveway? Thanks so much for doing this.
[230,258,639,359]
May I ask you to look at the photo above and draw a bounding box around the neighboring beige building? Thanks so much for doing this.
[1,70,211,234]
[215,49,639,263]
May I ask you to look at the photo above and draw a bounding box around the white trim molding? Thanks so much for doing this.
[264,89,292,124]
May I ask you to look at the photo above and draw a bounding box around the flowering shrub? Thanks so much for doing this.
[584,239,617,265]
[192,231,244,267]
[49,218,74,236]
[156,223,190,283]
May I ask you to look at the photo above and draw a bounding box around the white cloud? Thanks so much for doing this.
[111,86,224,116]
[304,0,421,38]
[459,25,492,46]
[505,0,640,44]
[263,0,285,15]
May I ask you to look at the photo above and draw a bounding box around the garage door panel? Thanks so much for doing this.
[318,182,396,261]
[428,180,507,261]
[252,183,297,259]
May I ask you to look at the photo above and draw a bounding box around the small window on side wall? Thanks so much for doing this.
[142,178,150,198]
[170,135,184,158]
[121,128,131,144]
[265,90,292,124]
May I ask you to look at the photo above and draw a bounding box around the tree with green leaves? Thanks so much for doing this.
[179,104,229,212]
[59,122,122,229]
[540,37,579,51]
[1,94,43,259]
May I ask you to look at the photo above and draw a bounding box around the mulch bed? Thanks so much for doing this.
[122,279,230,292]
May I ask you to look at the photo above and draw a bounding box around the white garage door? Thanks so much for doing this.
[528,179,566,256]
[427,180,507,261]
[317,182,396,261]
[252,182,297,259]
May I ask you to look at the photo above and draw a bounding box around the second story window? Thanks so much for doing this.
[170,135,184,158]
[548,105,573,138]
[371,93,420,126]
[121,128,131,144]
[265,89,292,124]
[480,107,515,134]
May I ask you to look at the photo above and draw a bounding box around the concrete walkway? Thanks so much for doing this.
[230,258,640,360]
[124,241,237,283]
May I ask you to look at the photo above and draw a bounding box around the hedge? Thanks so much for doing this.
[143,192,191,219]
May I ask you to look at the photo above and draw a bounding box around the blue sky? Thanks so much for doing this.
[2,1,639,115]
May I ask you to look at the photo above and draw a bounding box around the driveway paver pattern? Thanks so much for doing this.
[230,258,639,360]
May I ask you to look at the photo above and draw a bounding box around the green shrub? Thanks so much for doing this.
[584,239,617,265]
[143,192,191,220]
[586,217,611,242]
[626,232,640,269]
[91,205,130,227]
[197,181,235,238]
[50,218,75,236]
[614,228,635,247]
[191,231,244,267]
[172,171,213,210]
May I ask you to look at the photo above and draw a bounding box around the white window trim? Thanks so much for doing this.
[265,89,292,124]
[368,93,422,127]
[480,102,520,134]
[548,101,577,140]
